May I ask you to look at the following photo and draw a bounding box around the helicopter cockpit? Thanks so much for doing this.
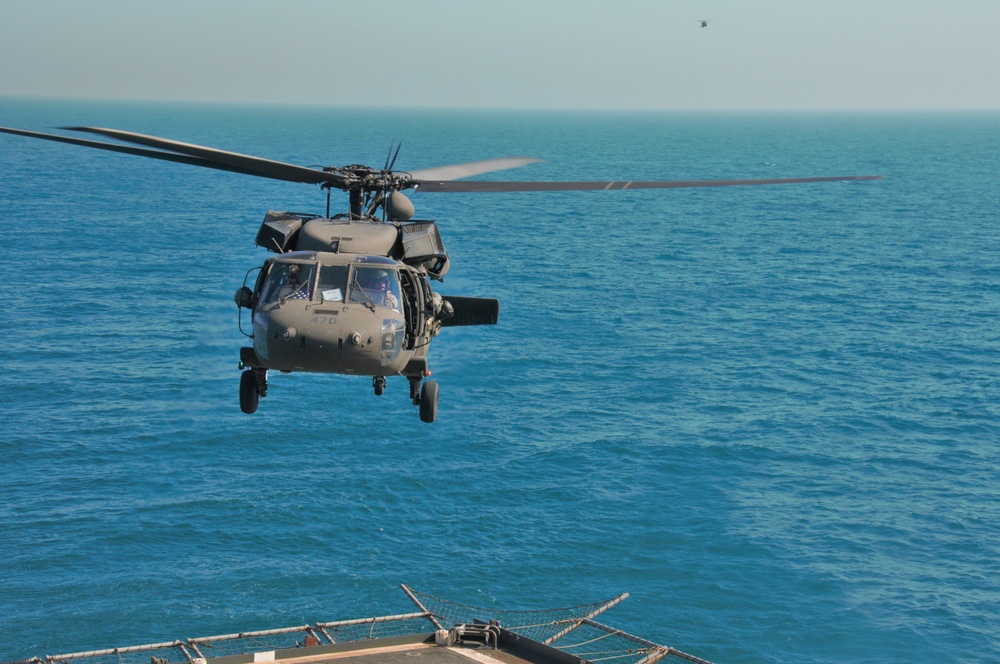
[252,254,403,313]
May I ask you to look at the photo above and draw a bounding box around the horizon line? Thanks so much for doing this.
[2,93,999,115]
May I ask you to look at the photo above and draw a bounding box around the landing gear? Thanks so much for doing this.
[239,370,258,414]
[419,380,439,423]
[408,376,439,423]
[239,368,267,414]
[373,376,386,396]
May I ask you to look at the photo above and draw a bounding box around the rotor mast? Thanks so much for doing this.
[350,188,363,219]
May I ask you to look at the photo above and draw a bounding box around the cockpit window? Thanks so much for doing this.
[318,265,349,302]
[350,266,402,312]
[258,262,316,306]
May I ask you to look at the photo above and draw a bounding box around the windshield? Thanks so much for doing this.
[258,262,316,306]
[350,266,402,313]
[318,265,349,302]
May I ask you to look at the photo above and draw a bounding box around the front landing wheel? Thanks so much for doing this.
[239,369,259,414]
[419,380,439,423]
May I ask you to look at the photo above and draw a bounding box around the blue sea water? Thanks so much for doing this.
[1,99,998,663]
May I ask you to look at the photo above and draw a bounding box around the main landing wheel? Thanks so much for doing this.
[239,369,259,414]
[419,380,439,423]
[373,376,386,396]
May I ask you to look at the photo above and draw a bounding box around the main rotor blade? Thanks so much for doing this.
[0,125,288,178]
[408,157,543,181]
[61,126,348,187]
[414,174,883,193]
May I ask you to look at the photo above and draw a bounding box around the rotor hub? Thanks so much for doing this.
[323,164,415,195]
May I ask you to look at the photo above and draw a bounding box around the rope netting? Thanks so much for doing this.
[314,612,442,644]
[34,641,196,664]
[402,586,628,643]
[403,588,711,664]
[546,620,712,664]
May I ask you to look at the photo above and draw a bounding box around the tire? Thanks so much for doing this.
[240,370,259,414]
[419,380,439,423]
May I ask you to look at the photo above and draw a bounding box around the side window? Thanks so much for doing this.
[253,263,273,303]
[256,264,279,306]
[318,265,349,302]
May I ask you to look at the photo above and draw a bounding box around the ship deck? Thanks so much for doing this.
[234,635,557,664]
[1,586,712,664]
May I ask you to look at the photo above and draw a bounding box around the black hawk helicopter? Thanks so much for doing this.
[0,125,881,422]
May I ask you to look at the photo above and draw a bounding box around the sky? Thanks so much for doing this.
[1,0,999,111]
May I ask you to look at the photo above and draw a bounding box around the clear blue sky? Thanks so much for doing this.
[1,0,998,111]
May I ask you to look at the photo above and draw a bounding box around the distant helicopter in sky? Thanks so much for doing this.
[699,20,710,28]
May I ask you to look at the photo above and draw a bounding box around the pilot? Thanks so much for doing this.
[374,270,399,311]
[278,264,308,301]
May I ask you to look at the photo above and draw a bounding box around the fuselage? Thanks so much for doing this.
[246,251,438,379]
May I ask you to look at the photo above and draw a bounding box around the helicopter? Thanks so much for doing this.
[0,124,881,422]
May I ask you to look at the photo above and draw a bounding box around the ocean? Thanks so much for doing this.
[0,99,997,663]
